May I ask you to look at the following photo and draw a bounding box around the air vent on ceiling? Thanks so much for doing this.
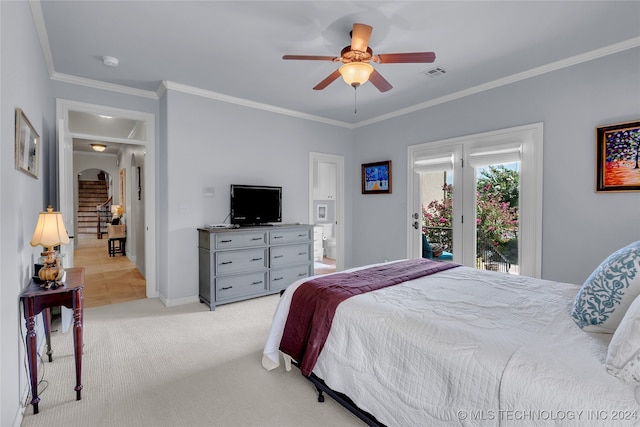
[422,67,447,77]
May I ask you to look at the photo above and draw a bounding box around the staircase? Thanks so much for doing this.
[77,180,111,238]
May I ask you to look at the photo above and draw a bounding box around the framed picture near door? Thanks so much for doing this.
[316,204,327,221]
[15,108,39,178]
[362,160,392,194]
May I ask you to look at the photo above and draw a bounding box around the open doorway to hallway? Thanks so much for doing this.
[57,98,157,299]
[75,235,146,308]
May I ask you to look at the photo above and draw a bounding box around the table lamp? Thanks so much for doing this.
[111,204,123,219]
[30,205,70,287]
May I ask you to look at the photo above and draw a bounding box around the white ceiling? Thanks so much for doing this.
[35,1,640,128]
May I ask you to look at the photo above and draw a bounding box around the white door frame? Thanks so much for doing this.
[309,152,345,271]
[408,123,543,277]
[56,99,157,298]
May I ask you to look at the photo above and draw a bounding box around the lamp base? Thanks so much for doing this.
[38,251,63,289]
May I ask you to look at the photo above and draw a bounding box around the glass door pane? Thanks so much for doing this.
[420,170,453,259]
[474,163,520,274]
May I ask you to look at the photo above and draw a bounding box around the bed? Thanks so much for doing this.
[263,242,640,426]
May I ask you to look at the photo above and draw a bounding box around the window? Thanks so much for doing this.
[408,123,543,278]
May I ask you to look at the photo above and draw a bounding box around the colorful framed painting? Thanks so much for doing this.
[15,108,39,178]
[596,120,640,192]
[362,160,392,194]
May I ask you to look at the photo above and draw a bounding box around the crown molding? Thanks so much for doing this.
[51,72,158,99]
[160,81,354,129]
[29,0,54,77]
[30,0,639,129]
[354,36,640,128]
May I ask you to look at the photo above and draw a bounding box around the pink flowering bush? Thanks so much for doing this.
[422,181,518,256]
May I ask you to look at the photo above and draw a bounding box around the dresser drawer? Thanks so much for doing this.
[269,228,311,245]
[215,248,267,275]
[216,271,267,301]
[270,265,311,292]
[270,243,311,267]
[215,231,266,250]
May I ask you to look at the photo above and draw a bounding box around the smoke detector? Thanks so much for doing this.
[102,56,120,67]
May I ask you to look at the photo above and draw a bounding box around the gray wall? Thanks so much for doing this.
[351,47,640,285]
[159,89,354,303]
[0,2,54,426]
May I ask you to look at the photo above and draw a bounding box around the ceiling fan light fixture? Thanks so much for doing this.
[91,144,106,152]
[339,62,374,87]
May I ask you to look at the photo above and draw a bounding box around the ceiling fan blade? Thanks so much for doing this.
[282,55,337,61]
[368,69,393,92]
[351,23,373,52]
[375,52,436,63]
[313,69,342,90]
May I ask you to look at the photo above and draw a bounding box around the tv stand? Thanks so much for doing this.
[197,224,313,310]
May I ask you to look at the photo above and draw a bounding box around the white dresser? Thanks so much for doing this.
[198,224,313,310]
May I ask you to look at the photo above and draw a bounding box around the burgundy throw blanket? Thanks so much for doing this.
[279,258,459,376]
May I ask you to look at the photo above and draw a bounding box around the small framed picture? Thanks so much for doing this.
[362,160,392,194]
[15,108,39,178]
[596,120,640,192]
[316,204,327,221]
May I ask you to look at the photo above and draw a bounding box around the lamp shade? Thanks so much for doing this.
[339,62,374,87]
[111,204,123,217]
[30,206,70,248]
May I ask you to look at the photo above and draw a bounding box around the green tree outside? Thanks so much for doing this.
[422,165,519,263]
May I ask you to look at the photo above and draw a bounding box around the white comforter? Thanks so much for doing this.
[263,262,640,426]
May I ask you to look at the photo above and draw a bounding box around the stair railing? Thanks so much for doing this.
[96,196,113,239]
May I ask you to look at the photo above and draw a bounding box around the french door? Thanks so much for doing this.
[408,123,543,278]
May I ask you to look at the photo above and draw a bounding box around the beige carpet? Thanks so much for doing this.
[20,295,364,427]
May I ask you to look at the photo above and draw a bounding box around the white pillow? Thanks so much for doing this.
[606,295,640,383]
[571,241,640,333]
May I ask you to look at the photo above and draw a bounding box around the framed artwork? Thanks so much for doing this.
[15,108,39,178]
[362,160,392,194]
[596,120,640,192]
[316,204,327,221]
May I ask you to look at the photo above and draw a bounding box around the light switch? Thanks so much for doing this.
[203,186,215,198]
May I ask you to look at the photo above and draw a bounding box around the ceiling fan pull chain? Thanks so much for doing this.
[354,86,358,114]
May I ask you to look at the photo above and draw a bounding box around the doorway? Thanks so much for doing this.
[309,152,345,273]
[56,99,157,298]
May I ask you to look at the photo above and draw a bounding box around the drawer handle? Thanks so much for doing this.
[274,255,284,259]
[221,286,233,290]
[273,277,283,281]
[220,239,233,243]
[250,257,263,261]
[297,273,308,277]
[220,261,233,265]
[251,281,263,286]
[273,235,283,239]
[298,234,306,237]
[250,237,262,241]
[298,252,307,256]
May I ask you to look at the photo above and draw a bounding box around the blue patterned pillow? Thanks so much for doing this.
[572,241,640,333]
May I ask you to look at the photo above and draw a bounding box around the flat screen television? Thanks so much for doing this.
[230,184,282,226]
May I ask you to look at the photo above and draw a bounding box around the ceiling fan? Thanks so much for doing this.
[283,23,436,92]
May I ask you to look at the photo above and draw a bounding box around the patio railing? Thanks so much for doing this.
[424,226,515,274]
